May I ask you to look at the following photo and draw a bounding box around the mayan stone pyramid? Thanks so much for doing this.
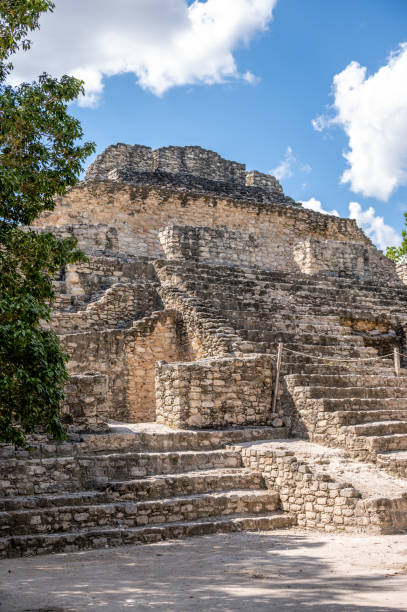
[1,144,407,557]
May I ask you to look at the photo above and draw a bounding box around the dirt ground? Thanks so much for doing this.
[1,529,407,611]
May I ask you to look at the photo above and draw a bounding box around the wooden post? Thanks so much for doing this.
[394,347,401,377]
[272,342,283,413]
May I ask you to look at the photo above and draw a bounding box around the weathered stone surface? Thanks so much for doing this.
[294,237,394,281]
[155,354,273,428]
[4,143,407,558]
[62,373,109,432]
[237,439,407,534]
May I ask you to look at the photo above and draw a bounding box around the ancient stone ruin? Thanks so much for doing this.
[2,143,407,557]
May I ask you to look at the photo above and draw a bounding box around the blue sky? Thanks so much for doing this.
[10,0,407,250]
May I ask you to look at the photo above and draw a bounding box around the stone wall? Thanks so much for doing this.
[294,238,396,280]
[238,441,407,533]
[61,311,184,422]
[33,223,119,254]
[159,225,259,268]
[86,144,282,194]
[50,282,157,333]
[85,144,153,181]
[34,182,392,278]
[55,256,157,310]
[245,170,282,192]
[159,226,396,278]
[33,143,400,282]
[152,146,246,184]
[62,373,109,432]
[155,354,274,428]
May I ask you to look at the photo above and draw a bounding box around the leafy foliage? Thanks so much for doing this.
[0,1,54,78]
[0,1,95,446]
[385,212,407,265]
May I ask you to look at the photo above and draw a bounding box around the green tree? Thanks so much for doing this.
[386,212,407,265]
[0,1,95,446]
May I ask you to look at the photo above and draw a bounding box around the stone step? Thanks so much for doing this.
[293,386,407,400]
[0,425,287,459]
[175,269,387,289]
[252,346,385,366]
[286,374,407,387]
[78,426,285,456]
[312,398,407,412]
[189,285,402,308]
[210,304,399,325]
[0,468,264,512]
[283,324,363,337]
[275,343,378,359]
[242,341,379,359]
[0,490,105,513]
[228,277,405,299]
[334,409,407,426]
[242,323,354,337]
[283,363,398,376]
[182,289,404,325]
[0,449,243,497]
[358,433,407,452]
[0,489,280,537]
[224,310,341,325]
[239,329,365,347]
[173,268,393,292]
[343,420,407,437]
[209,283,405,302]
[376,450,407,477]
[165,262,407,296]
[104,468,264,501]
[0,511,295,558]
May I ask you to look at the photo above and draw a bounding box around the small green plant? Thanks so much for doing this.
[386,212,407,265]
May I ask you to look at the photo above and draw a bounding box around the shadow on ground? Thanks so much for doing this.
[1,531,407,611]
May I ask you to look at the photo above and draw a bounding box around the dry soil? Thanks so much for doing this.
[1,529,407,611]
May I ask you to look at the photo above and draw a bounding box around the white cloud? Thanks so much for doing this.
[271,146,295,180]
[300,197,339,217]
[271,146,312,181]
[301,197,400,250]
[313,43,407,201]
[8,0,277,107]
[348,201,401,251]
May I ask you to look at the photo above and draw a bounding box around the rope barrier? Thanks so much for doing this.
[271,343,403,410]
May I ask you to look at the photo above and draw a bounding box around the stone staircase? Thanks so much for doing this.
[156,260,407,476]
[0,425,293,558]
[286,370,407,476]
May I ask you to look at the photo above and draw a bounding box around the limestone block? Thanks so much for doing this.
[155,354,273,428]
[62,373,109,432]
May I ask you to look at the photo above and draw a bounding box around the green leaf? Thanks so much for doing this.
[0,2,94,447]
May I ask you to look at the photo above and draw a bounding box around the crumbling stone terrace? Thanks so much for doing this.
[1,144,407,558]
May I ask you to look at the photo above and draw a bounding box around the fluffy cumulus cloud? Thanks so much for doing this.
[300,197,339,217]
[348,201,401,251]
[313,44,407,201]
[8,0,277,106]
[271,146,312,181]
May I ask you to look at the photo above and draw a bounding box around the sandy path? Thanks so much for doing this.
[1,529,407,611]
